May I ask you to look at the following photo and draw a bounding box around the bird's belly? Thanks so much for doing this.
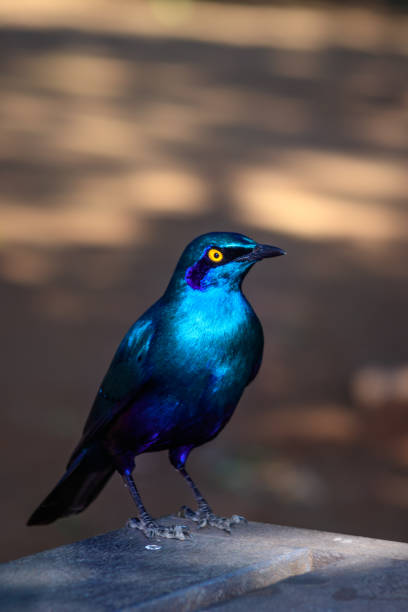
[107,351,254,457]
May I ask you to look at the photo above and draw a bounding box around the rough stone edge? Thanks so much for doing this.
[122,548,313,612]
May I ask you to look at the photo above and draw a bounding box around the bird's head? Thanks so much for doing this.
[167,232,285,294]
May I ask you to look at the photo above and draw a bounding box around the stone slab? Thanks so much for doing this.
[208,554,408,611]
[0,518,312,612]
[1,520,408,611]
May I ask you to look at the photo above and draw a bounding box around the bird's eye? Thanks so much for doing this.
[207,248,224,263]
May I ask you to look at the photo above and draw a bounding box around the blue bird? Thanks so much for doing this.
[28,232,285,539]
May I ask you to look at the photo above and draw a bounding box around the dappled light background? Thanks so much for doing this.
[1,0,408,561]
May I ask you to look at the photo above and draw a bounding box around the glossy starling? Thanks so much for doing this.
[28,232,285,539]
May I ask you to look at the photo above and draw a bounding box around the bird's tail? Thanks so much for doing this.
[27,445,115,526]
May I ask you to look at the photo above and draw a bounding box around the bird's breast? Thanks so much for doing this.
[153,290,263,395]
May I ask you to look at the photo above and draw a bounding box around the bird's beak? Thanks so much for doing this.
[235,243,286,262]
[254,244,286,260]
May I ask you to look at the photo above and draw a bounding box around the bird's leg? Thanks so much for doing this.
[122,470,190,540]
[177,466,246,533]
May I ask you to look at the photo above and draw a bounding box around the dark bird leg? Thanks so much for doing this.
[178,466,246,532]
[123,470,190,540]
[169,448,246,533]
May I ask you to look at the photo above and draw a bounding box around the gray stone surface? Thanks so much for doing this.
[1,519,408,611]
[208,555,408,611]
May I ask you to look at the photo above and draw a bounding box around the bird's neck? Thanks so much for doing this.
[164,282,254,327]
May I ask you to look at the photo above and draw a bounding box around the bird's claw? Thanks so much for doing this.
[179,505,247,533]
[127,517,191,540]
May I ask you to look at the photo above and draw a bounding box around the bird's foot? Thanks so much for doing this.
[127,517,191,540]
[179,505,247,533]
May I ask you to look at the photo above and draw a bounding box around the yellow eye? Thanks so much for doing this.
[208,248,223,263]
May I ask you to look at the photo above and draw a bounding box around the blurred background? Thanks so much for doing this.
[1,0,408,562]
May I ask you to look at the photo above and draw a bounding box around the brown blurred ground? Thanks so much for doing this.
[1,0,408,562]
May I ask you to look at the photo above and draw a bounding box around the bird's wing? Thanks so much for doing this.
[68,313,155,466]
